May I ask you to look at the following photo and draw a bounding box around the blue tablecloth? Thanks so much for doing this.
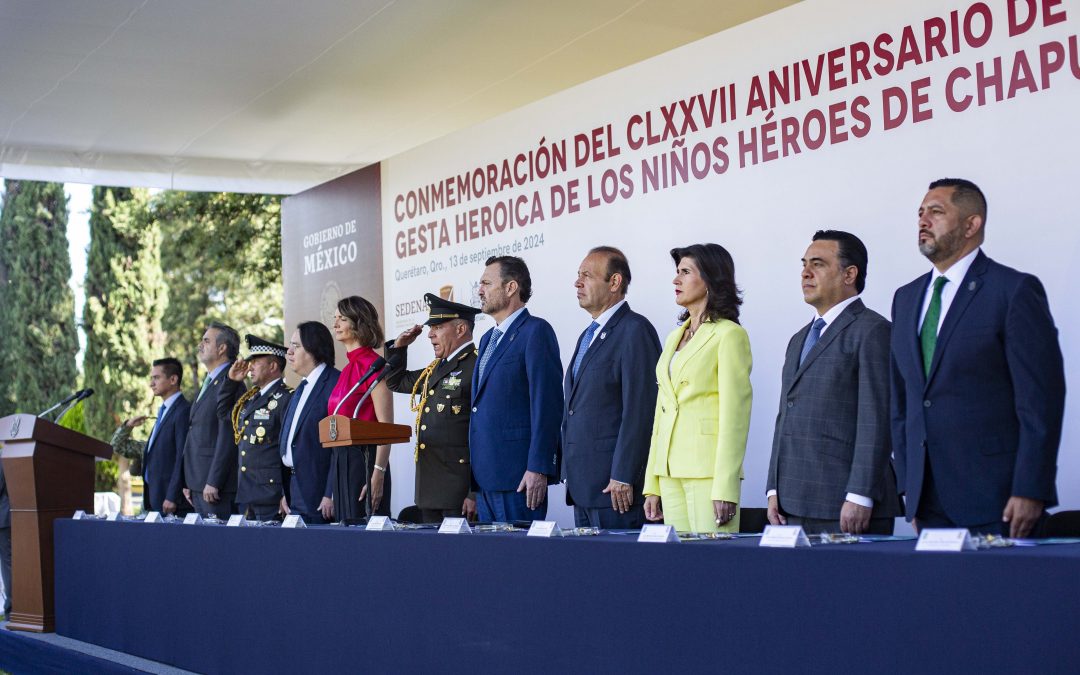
[54,520,1080,674]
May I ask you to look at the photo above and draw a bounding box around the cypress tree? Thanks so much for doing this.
[0,180,79,416]
[82,187,167,505]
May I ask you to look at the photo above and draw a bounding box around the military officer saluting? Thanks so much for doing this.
[385,293,481,523]
[228,335,293,521]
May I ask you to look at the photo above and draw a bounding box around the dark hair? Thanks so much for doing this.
[297,321,336,366]
[670,244,742,324]
[929,178,987,226]
[452,317,475,334]
[485,255,532,303]
[269,356,286,373]
[811,230,868,293]
[152,357,183,385]
[208,321,240,361]
[337,296,384,347]
[589,245,632,294]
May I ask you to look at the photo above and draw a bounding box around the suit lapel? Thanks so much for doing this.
[294,367,332,433]
[791,300,861,385]
[926,251,987,387]
[655,324,684,401]
[475,309,530,398]
[567,303,629,403]
[671,321,717,381]
[905,273,932,386]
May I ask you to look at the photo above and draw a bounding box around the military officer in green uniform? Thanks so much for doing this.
[227,335,292,521]
[385,293,481,523]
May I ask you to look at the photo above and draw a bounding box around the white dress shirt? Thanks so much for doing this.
[283,364,325,468]
[918,247,980,330]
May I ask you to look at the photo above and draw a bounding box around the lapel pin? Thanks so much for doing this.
[968,281,977,291]
[599,332,607,340]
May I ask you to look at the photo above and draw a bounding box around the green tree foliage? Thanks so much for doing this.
[82,187,167,442]
[0,180,79,416]
[154,191,283,397]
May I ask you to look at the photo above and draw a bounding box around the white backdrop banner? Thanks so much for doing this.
[380,0,1080,525]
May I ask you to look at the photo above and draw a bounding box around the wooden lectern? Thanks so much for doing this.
[318,415,412,448]
[0,414,112,632]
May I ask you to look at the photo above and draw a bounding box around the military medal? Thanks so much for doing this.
[268,400,278,410]
[452,405,461,414]
[437,403,445,412]
[256,427,266,438]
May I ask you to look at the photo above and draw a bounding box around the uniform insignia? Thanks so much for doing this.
[254,409,270,420]
[444,375,462,390]
[437,403,445,413]
[268,400,278,410]
[273,391,283,399]
[452,405,461,414]
[256,426,266,438]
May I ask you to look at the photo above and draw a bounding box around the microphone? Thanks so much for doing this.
[351,362,390,418]
[331,357,388,416]
[54,388,96,424]
[38,389,87,417]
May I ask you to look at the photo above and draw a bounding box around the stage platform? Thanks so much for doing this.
[52,520,1080,674]
[0,617,196,675]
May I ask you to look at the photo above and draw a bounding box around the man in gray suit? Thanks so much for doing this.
[182,322,243,519]
[767,230,901,534]
[0,460,11,618]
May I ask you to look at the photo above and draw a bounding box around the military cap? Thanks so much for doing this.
[245,334,287,360]
[423,293,480,326]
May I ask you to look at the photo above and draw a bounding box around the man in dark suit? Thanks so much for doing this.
[280,322,340,524]
[562,247,660,530]
[112,357,192,515]
[767,231,901,535]
[183,321,243,519]
[0,461,11,619]
[385,294,481,523]
[470,256,563,523]
[891,178,1065,537]
[229,335,292,521]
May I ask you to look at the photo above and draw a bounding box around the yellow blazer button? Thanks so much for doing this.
[420,443,426,450]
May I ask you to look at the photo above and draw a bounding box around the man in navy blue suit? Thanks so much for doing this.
[280,321,340,524]
[112,357,192,515]
[470,256,563,523]
[890,178,1065,538]
[562,247,660,529]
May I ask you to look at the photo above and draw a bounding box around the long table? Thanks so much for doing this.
[54,520,1080,674]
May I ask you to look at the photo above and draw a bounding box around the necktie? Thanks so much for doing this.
[799,318,826,366]
[196,374,211,402]
[144,404,167,486]
[920,276,948,376]
[477,328,503,382]
[572,322,600,380]
[281,378,308,463]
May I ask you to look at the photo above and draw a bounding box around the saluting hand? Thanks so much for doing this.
[227,359,249,382]
[394,325,424,349]
[124,416,149,429]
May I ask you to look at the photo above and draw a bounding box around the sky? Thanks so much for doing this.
[65,182,92,365]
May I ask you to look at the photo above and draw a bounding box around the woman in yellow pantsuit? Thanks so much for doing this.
[643,243,753,533]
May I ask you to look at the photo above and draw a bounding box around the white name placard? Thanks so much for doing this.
[105,512,120,522]
[72,510,86,520]
[438,517,472,534]
[760,525,812,548]
[916,528,975,552]
[365,515,394,531]
[143,511,162,523]
[527,521,562,538]
[225,514,247,527]
[182,513,204,525]
[281,514,307,529]
[637,524,680,543]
